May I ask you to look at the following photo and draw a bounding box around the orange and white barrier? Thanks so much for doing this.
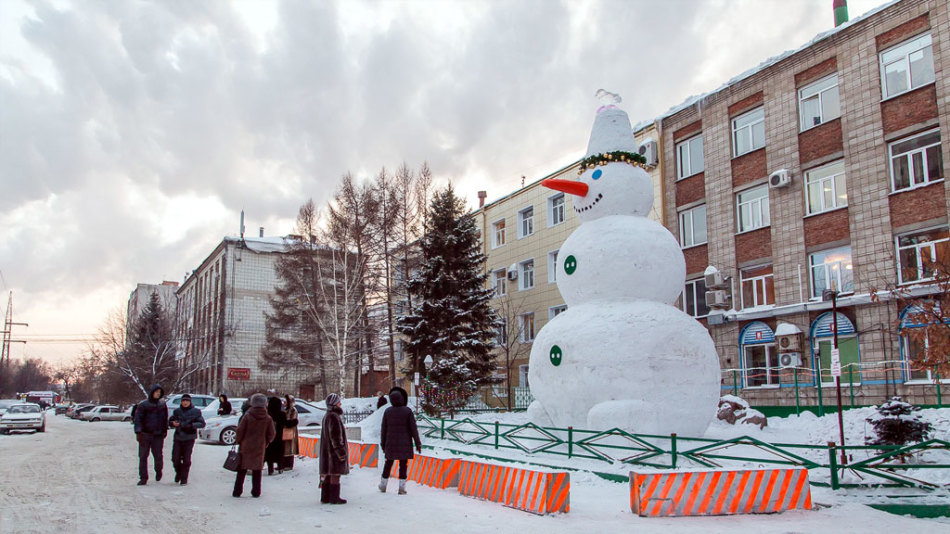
[388,455,461,489]
[629,468,812,517]
[297,434,377,468]
[298,434,320,458]
[458,460,570,515]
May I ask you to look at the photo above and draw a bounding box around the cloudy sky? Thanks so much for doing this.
[0,0,889,366]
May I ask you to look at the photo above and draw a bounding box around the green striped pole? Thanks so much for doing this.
[833,0,849,27]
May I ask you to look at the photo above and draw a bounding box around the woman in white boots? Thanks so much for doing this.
[378,387,422,495]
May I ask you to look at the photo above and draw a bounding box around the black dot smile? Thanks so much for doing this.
[573,192,603,213]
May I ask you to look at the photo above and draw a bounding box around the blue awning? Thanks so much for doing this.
[740,321,775,345]
[811,312,855,338]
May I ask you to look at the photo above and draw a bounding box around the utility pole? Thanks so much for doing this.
[0,291,29,385]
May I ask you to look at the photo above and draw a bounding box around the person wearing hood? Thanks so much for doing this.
[168,394,206,485]
[377,387,422,495]
[133,384,169,486]
[319,393,349,504]
[217,394,233,417]
[282,395,299,471]
[264,396,287,475]
[233,393,276,498]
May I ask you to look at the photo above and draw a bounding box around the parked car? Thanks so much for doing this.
[81,405,131,422]
[200,397,247,420]
[295,400,325,427]
[54,405,69,415]
[0,399,20,416]
[166,394,216,411]
[199,415,240,445]
[0,403,46,433]
[67,404,96,419]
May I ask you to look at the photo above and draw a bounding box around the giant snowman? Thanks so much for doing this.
[526,92,721,437]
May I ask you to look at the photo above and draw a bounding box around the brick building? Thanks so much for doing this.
[658,0,949,409]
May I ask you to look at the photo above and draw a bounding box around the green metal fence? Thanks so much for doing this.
[416,415,950,491]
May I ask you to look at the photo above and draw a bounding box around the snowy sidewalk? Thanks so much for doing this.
[0,414,947,533]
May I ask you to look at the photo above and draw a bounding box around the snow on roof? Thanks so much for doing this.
[775,321,803,336]
[658,0,902,122]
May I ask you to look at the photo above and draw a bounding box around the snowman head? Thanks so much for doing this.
[543,99,654,222]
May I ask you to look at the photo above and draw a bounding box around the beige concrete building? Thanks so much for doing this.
[474,123,665,403]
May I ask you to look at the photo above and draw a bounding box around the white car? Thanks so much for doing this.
[0,399,20,416]
[81,405,131,422]
[199,399,324,445]
[0,403,46,433]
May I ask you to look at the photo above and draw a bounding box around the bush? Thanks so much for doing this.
[865,396,932,453]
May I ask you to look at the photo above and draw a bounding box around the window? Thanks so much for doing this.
[732,107,765,157]
[549,304,567,319]
[798,74,840,131]
[492,219,506,248]
[880,33,935,99]
[805,160,847,215]
[547,250,559,283]
[682,278,710,317]
[744,344,780,387]
[676,135,704,179]
[889,129,943,192]
[809,246,854,298]
[518,312,535,343]
[518,207,534,238]
[897,226,949,284]
[736,185,770,232]
[740,264,775,309]
[493,269,507,296]
[495,318,507,346]
[678,204,707,247]
[900,306,948,383]
[548,194,566,226]
[519,365,530,388]
[519,259,535,290]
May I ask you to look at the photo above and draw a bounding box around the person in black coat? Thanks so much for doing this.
[218,394,233,417]
[132,384,169,486]
[377,387,422,495]
[376,392,388,410]
[319,393,349,505]
[168,394,206,485]
[264,396,287,475]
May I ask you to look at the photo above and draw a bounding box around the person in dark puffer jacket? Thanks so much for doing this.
[133,384,169,486]
[377,387,422,495]
[168,394,206,485]
[319,393,349,504]
[264,396,287,475]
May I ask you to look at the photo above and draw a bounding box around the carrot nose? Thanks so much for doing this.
[542,178,589,197]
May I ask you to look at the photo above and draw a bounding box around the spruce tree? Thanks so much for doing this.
[125,291,177,389]
[866,396,933,453]
[397,184,499,416]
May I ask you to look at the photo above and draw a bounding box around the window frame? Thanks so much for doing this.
[517,207,535,239]
[895,226,949,285]
[805,160,848,215]
[492,268,507,297]
[798,74,840,131]
[809,246,854,298]
[888,129,943,192]
[736,185,770,233]
[491,218,506,249]
[548,193,566,227]
[547,250,559,283]
[518,312,535,343]
[742,343,780,388]
[676,134,704,179]
[879,32,935,99]
[740,264,775,309]
[731,107,766,157]
[678,204,707,248]
[682,278,710,318]
[519,259,535,291]
[549,304,567,320]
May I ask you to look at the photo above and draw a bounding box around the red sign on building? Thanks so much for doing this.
[227,368,251,381]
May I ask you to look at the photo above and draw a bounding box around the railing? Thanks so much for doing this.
[343,411,374,424]
[416,415,950,491]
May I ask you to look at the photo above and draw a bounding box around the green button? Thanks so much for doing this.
[563,255,577,275]
[549,345,563,366]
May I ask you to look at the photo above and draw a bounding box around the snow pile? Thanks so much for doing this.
[357,405,387,443]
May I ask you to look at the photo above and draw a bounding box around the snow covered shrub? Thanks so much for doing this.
[865,397,932,453]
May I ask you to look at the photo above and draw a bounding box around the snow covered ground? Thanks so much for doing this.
[0,412,948,533]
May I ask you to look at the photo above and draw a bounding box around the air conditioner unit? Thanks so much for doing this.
[778,352,802,368]
[704,270,728,289]
[777,333,802,353]
[768,169,792,188]
[507,269,518,281]
[705,290,730,308]
[637,138,659,166]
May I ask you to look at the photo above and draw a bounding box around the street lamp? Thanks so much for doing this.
[418,355,433,413]
[822,285,847,466]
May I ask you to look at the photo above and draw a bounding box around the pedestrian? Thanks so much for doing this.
[376,391,388,410]
[282,395,299,471]
[265,396,287,475]
[218,394,233,417]
[377,387,422,495]
[319,393,349,504]
[240,398,250,418]
[168,394,206,485]
[133,384,169,486]
[233,393,276,498]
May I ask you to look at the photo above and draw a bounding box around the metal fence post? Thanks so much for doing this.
[732,370,739,396]
[494,421,499,450]
[827,441,839,490]
[849,365,855,408]
[567,426,574,459]
[937,375,943,407]
[817,370,825,417]
[440,418,445,440]
[794,368,800,416]
[671,433,678,469]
